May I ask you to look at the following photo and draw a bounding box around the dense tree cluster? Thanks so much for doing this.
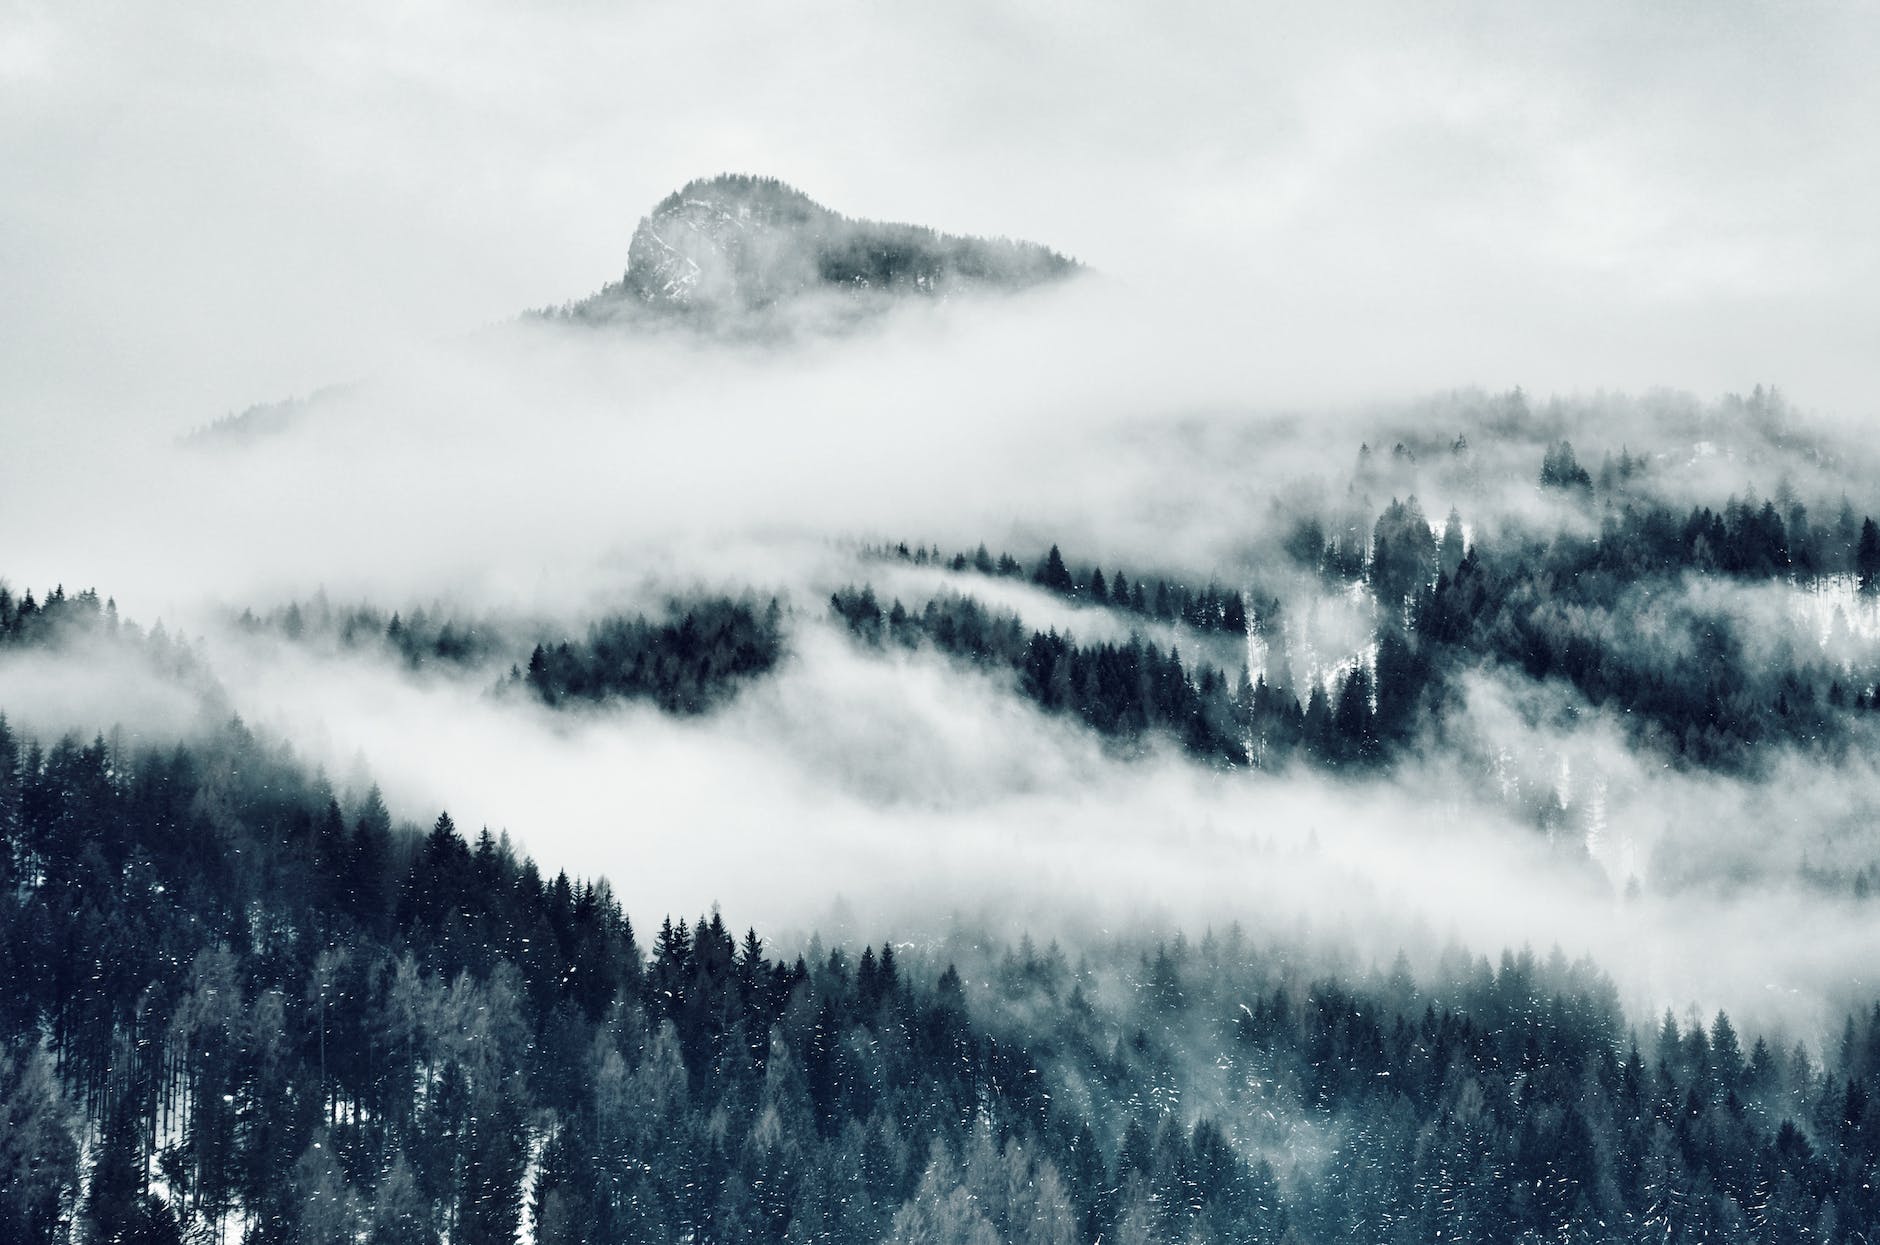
[828,583,1438,772]
[0,584,118,647]
[0,717,1099,1244]
[983,928,1880,1243]
[900,468,1880,777]
[867,540,1254,635]
[1411,529,1880,771]
[512,598,785,714]
[1540,440,1594,490]
[1275,483,1880,775]
[1576,497,1877,586]
[240,595,788,716]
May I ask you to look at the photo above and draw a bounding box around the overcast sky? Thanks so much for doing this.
[3,0,1876,439]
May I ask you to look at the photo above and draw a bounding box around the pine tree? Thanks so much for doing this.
[0,1044,77,1245]
[1033,545,1074,593]
[1859,518,1880,593]
[1438,507,1465,571]
[368,1154,430,1245]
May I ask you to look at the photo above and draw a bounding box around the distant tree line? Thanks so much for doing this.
[866,540,1256,635]
[831,586,1251,764]
[1292,462,1880,594]
[239,599,500,671]
[0,585,120,647]
[240,595,789,716]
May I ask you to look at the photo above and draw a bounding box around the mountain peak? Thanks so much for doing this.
[573,174,1078,322]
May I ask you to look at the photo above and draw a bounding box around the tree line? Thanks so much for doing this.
[844,461,1880,778]
[237,600,501,671]
[866,540,1255,635]
[238,595,788,716]
[830,586,1252,765]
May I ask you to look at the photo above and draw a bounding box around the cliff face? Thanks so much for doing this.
[589,174,1078,319]
[619,177,836,311]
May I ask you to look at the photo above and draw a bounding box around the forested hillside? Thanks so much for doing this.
[6,711,1880,1242]
[833,431,1880,784]
[9,405,1880,1242]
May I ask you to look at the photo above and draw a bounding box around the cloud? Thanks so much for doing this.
[67,573,1841,1046]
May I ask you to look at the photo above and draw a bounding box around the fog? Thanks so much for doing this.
[6,0,1880,1053]
[5,290,1879,1040]
[12,558,1880,1043]
[6,0,1878,427]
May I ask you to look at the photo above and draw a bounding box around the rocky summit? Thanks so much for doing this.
[572,174,1078,320]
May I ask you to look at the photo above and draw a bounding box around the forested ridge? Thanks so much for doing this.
[0,715,1072,1245]
[225,433,1880,779]
[7,713,1880,1241]
[863,541,1256,637]
[836,444,1880,779]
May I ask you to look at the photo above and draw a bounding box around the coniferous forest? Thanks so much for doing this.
[13,708,1880,1245]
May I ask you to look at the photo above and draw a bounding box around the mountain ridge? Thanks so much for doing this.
[561,173,1080,323]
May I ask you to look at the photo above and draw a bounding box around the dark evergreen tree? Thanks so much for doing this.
[1033,545,1074,593]
[1859,517,1880,594]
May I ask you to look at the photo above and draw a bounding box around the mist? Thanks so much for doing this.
[5,264,1880,1042]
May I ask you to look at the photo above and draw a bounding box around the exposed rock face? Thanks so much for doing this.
[588,174,1078,319]
[620,177,834,311]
